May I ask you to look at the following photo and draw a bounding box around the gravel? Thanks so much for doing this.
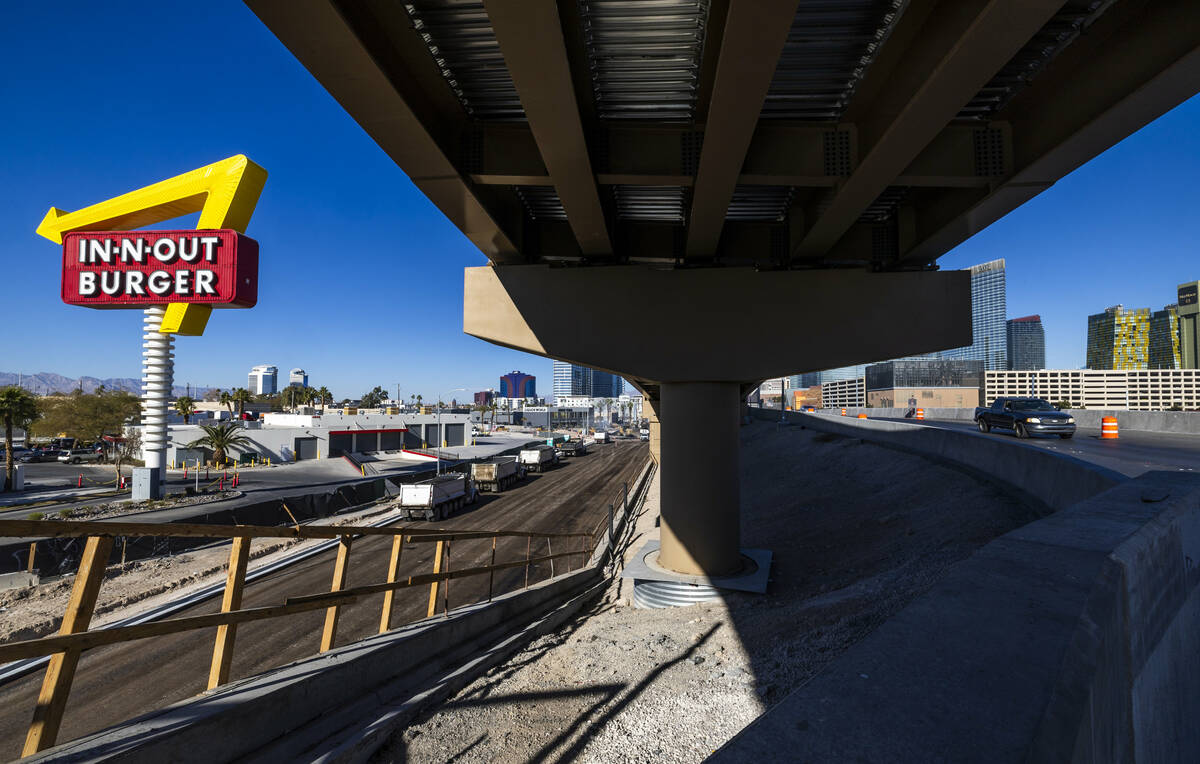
[375,420,1044,763]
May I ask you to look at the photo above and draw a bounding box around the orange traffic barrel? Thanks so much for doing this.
[856,413,868,419]
[1101,416,1119,439]
[916,408,925,420]
[840,408,847,416]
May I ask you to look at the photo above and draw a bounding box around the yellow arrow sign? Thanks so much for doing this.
[36,154,267,243]
[37,155,267,335]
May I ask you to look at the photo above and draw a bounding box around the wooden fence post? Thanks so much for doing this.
[379,535,405,634]
[23,535,113,756]
[319,536,353,653]
[426,540,445,619]
[207,536,251,689]
[548,538,554,578]
[27,542,36,574]
[487,536,497,602]
[524,536,531,588]
[442,540,451,616]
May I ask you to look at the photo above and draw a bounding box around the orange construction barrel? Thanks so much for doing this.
[856,413,868,419]
[916,408,925,420]
[1101,416,1119,439]
[840,408,847,416]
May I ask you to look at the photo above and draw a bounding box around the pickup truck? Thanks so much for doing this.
[974,397,1075,439]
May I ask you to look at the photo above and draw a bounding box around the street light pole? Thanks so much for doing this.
[436,387,468,477]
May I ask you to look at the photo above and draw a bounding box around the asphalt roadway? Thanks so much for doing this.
[0,440,649,758]
[886,418,1200,478]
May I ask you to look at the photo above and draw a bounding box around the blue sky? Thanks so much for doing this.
[1,2,1197,399]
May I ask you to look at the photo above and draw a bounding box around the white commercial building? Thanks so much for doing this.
[248,365,278,395]
[289,368,308,387]
[985,369,1200,411]
[822,377,866,408]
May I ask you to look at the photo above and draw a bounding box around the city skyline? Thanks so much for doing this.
[1,4,1198,400]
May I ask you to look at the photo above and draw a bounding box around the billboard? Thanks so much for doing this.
[61,229,258,308]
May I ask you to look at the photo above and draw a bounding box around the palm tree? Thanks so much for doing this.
[232,388,253,419]
[409,393,415,410]
[280,386,301,412]
[316,386,332,413]
[174,396,196,425]
[219,390,233,416]
[1,386,40,492]
[187,422,252,467]
[416,394,423,410]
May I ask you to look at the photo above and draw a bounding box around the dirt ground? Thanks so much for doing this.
[380,420,1046,763]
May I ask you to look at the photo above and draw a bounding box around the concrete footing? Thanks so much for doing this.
[624,540,771,608]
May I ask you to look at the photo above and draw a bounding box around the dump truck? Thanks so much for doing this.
[471,456,523,492]
[557,440,589,458]
[592,431,610,444]
[397,473,478,521]
[518,444,559,472]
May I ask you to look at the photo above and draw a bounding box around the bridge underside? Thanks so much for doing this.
[249,0,1200,576]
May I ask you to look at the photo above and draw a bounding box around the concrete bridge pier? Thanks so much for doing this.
[464,264,970,585]
[658,382,742,576]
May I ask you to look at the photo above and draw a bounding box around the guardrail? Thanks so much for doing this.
[0,512,614,758]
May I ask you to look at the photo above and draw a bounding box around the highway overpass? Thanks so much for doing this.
[246,0,1200,581]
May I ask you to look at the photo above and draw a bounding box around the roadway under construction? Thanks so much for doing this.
[0,440,647,758]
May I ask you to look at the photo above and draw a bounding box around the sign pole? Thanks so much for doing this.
[138,306,174,499]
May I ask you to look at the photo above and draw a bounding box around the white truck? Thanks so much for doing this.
[518,444,559,473]
[398,473,478,521]
[592,431,610,444]
[470,456,523,492]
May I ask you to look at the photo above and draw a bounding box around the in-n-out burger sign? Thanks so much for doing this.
[61,229,258,308]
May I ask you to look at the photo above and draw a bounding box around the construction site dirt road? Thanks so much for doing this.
[0,440,649,758]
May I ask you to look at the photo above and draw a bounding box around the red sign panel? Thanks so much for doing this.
[61,229,258,308]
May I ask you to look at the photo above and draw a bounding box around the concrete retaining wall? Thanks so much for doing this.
[714,470,1200,763]
[788,405,1200,435]
[751,408,1125,512]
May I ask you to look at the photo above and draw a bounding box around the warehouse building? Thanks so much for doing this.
[159,411,471,465]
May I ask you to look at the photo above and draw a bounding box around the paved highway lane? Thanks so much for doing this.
[0,441,648,758]
[894,418,1200,478]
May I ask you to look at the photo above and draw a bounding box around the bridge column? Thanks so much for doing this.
[658,382,741,575]
[464,264,969,579]
[643,398,661,465]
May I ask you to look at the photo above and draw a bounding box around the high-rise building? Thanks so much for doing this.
[552,361,586,398]
[288,368,308,388]
[1006,316,1045,370]
[1179,282,1200,369]
[937,259,1007,371]
[248,365,277,395]
[788,372,821,389]
[1086,305,1171,370]
[1149,305,1181,369]
[474,390,496,406]
[499,371,536,399]
[591,371,622,398]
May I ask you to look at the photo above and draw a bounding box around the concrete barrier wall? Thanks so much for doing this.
[785,405,1200,434]
[751,408,1125,512]
[715,470,1200,763]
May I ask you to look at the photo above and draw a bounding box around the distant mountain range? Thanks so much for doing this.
[0,371,211,398]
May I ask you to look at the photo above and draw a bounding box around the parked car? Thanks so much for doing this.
[974,397,1076,439]
[21,448,62,463]
[57,447,105,465]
